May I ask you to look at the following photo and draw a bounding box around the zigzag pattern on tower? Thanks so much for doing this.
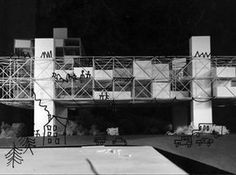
[32,91,51,119]
[194,51,211,58]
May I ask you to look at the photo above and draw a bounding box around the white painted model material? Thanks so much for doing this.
[63,56,74,64]
[171,91,189,98]
[214,67,236,78]
[191,58,211,77]
[34,39,55,136]
[192,79,211,98]
[152,82,171,99]
[172,58,186,69]
[213,80,232,88]
[113,91,131,99]
[189,36,211,57]
[106,128,119,135]
[93,91,113,100]
[34,100,55,136]
[93,91,131,100]
[214,87,236,97]
[152,63,170,81]
[190,36,212,127]
[191,101,212,126]
[0,146,187,174]
[94,70,113,80]
[133,60,152,79]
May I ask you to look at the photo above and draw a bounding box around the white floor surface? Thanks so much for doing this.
[0,146,187,174]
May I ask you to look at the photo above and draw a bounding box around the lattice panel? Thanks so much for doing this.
[114,57,133,78]
[133,60,152,79]
[74,78,93,98]
[1,56,236,102]
[0,57,34,100]
[135,80,152,98]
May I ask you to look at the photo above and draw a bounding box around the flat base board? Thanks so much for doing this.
[0,146,186,174]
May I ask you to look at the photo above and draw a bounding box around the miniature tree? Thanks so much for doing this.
[18,137,36,155]
[5,142,23,168]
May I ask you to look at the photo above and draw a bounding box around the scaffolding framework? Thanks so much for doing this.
[1,55,236,108]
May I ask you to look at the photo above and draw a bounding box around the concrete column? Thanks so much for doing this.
[34,38,55,136]
[189,36,212,128]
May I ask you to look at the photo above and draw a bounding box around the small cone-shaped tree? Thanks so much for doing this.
[18,137,36,155]
[5,142,23,168]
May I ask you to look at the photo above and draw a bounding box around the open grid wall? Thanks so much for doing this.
[1,56,236,102]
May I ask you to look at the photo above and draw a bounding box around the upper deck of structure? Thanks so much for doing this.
[0,54,236,108]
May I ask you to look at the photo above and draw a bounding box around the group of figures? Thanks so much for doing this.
[52,70,91,83]
[99,91,110,100]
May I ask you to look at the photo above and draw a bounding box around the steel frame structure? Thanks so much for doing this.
[0,56,33,107]
[1,55,236,108]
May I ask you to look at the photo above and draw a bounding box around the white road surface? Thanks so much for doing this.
[0,146,187,174]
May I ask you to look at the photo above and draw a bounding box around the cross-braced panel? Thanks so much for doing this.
[212,56,236,97]
[1,55,236,104]
[0,56,33,100]
[170,57,192,98]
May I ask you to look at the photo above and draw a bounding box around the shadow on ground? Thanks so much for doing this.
[155,148,232,174]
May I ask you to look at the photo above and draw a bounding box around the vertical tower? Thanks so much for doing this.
[189,36,212,127]
[33,28,70,136]
[34,39,55,136]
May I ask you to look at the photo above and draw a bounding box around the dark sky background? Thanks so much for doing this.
[1,0,236,56]
[36,0,236,56]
